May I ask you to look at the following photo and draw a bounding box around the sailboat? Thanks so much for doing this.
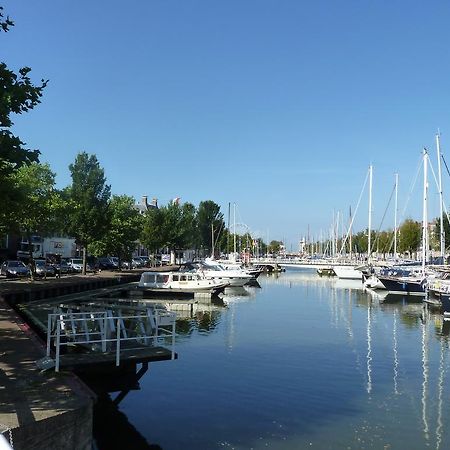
[377,149,429,296]
[333,165,373,281]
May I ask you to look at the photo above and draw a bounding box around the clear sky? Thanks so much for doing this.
[3,1,450,250]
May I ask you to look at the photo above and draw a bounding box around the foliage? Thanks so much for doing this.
[196,200,224,253]
[163,201,196,251]
[398,219,422,254]
[141,201,197,254]
[268,240,283,254]
[65,152,111,273]
[433,215,450,251]
[141,207,166,252]
[0,6,48,232]
[89,195,142,264]
[11,162,60,276]
[373,230,394,256]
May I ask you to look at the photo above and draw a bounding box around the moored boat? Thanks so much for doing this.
[138,271,229,296]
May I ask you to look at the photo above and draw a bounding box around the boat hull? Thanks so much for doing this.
[378,276,425,296]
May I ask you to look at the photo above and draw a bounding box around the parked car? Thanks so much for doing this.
[139,256,150,267]
[52,259,73,274]
[68,258,83,272]
[35,259,56,277]
[97,257,117,270]
[132,257,146,268]
[109,257,121,269]
[1,260,30,278]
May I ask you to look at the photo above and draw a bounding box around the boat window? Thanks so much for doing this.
[180,275,187,281]
[144,274,156,283]
[163,275,169,283]
[173,275,179,281]
[156,275,164,283]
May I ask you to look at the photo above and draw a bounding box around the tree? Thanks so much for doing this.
[141,207,166,255]
[268,240,283,254]
[0,7,48,232]
[12,162,60,277]
[89,195,142,268]
[398,219,421,256]
[66,152,111,274]
[196,200,224,256]
[433,215,450,252]
[141,200,197,264]
[163,201,196,262]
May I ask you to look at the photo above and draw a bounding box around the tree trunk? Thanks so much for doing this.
[82,246,87,275]
[26,230,35,280]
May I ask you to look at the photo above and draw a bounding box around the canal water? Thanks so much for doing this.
[93,268,450,449]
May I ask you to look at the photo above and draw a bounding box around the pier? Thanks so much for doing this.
[0,270,180,449]
[0,298,94,450]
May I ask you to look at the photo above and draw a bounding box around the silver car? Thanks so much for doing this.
[1,260,30,278]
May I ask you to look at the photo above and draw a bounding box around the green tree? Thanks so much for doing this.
[141,207,166,254]
[89,195,142,268]
[66,152,111,274]
[12,162,60,277]
[374,229,394,257]
[398,219,421,255]
[142,201,197,263]
[163,201,196,261]
[268,240,283,254]
[0,7,48,232]
[196,200,224,256]
[433,215,450,252]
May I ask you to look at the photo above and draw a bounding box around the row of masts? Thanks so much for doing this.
[307,133,447,264]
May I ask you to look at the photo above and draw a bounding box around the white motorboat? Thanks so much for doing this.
[196,261,254,287]
[138,271,229,295]
[332,265,363,280]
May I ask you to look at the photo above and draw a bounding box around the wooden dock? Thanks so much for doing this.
[57,345,176,371]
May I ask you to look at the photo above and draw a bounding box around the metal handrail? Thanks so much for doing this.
[46,310,176,371]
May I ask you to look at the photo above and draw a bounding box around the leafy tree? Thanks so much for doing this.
[268,240,283,254]
[196,200,224,256]
[163,201,196,261]
[66,152,111,274]
[89,195,142,268]
[373,229,394,257]
[141,207,166,254]
[142,201,197,263]
[12,162,60,277]
[433,215,450,251]
[0,6,48,232]
[398,219,421,255]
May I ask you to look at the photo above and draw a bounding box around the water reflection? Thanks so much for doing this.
[92,271,450,449]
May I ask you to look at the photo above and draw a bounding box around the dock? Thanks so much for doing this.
[0,298,94,449]
[0,270,181,449]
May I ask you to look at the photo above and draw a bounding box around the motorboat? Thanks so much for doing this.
[332,265,363,280]
[193,261,254,287]
[207,258,263,279]
[138,271,229,295]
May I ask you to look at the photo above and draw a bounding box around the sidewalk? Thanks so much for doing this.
[0,299,94,450]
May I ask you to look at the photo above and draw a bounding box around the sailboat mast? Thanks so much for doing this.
[227,202,231,258]
[368,165,373,261]
[422,149,429,274]
[436,133,445,263]
[349,205,352,259]
[233,202,236,255]
[211,223,214,258]
[394,173,398,259]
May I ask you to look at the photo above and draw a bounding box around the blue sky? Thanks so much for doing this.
[3,1,450,250]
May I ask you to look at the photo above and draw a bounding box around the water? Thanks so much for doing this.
[93,268,450,449]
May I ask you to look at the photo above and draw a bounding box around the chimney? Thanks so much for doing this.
[151,198,158,207]
[141,195,148,209]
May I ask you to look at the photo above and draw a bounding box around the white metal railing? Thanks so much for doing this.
[46,308,176,371]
